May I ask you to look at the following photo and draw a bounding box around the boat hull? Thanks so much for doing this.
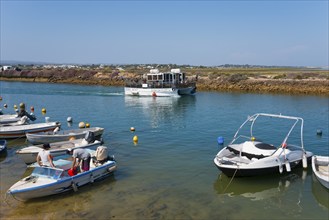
[124,86,196,97]
[7,161,117,201]
[214,158,310,177]
[16,140,102,164]
[312,156,329,189]
[0,122,60,139]
[26,127,104,144]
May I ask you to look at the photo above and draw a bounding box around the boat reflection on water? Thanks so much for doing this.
[312,173,329,209]
[213,169,309,201]
[124,96,196,128]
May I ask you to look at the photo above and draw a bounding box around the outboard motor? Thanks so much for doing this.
[84,131,95,143]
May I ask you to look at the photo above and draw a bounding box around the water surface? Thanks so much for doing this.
[0,81,328,219]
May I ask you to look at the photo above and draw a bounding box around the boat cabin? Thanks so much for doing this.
[144,69,186,87]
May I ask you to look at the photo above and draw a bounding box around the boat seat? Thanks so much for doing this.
[53,159,72,170]
[318,165,329,175]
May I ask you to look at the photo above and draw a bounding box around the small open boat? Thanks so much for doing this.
[7,148,117,201]
[26,127,104,144]
[16,133,102,164]
[0,114,21,124]
[0,122,60,139]
[214,113,313,177]
[312,155,329,189]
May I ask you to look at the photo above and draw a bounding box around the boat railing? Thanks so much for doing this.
[125,80,196,89]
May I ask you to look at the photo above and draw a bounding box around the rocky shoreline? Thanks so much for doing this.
[1,68,328,96]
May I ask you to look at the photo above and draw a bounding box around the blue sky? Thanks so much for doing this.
[1,1,328,67]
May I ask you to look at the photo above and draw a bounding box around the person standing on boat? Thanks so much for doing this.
[36,143,55,168]
[67,148,91,172]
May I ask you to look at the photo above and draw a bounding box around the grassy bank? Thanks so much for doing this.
[1,67,328,96]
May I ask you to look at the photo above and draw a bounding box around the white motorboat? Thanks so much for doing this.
[124,68,196,97]
[0,139,7,154]
[312,155,329,189]
[7,148,117,201]
[0,114,21,124]
[26,127,104,144]
[214,113,313,177]
[16,133,102,164]
[0,122,60,139]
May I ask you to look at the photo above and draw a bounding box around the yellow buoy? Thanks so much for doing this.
[130,127,135,132]
[14,104,17,109]
[133,135,138,142]
[19,102,25,110]
[251,136,256,141]
[79,122,86,128]
[42,108,47,114]
[85,123,90,128]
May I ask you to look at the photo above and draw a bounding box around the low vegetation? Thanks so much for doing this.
[1,65,328,95]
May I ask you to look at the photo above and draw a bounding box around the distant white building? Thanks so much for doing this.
[1,65,12,71]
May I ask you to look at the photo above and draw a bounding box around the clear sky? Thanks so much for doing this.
[1,0,328,67]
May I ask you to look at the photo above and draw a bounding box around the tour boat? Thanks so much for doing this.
[124,68,196,97]
[214,113,313,177]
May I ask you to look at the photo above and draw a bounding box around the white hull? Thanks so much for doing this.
[16,139,102,164]
[7,155,117,201]
[214,113,312,177]
[26,127,104,144]
[0,114,20,124]
[214,146,313,177]
[0,122,60,139]
[312,156,329,189]
[124,86,196,97]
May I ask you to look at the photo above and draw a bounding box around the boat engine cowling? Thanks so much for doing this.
[84,131,95,143]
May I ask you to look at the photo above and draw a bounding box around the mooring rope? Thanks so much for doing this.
[223,166,239,193]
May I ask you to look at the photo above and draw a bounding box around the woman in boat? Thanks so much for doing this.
[67,148,91,172]
[36,143,55,168]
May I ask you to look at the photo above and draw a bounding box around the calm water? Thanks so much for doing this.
[0,81,328,219]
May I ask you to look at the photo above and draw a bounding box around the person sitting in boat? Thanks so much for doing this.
[67,148,91,172]
[36,143,55,168]
[18,102,36,121]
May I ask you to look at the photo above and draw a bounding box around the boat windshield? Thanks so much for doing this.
[32,167,63,180]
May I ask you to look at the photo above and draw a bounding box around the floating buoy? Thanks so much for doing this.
[251,136,256,141]
[19,102,25,110]
[85,123,90,128]
[67,117,73,123]
[41,108,46,114]
[130,127,135,132]
[316,129,322,136]
[0,96,2,101]
[79,122,85,128]
[217,136,224,145]
[302,154,307,168]
[285,160,291,172]
[30,106,34,112]
[14,104,17,109]
[4,104,7,108]
[133,135,138,143]
[152,92,157,97]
